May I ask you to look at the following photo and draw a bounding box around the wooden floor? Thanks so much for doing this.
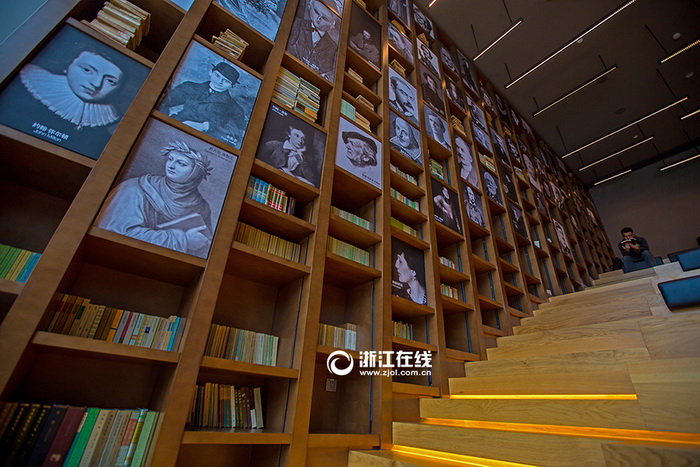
[349,263,700,466]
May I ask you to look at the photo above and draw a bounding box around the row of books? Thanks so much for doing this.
[330,206,371,230]
[451,115,466,135]
[272,67,321,121]
[346,67,363,83]
[0,244,40,283]
[318,323,357,351]
[189,383,263,429]
[204,323,279,367]
[391,217,418,237]
[392,320,413,340]
[355,94,375,112]
[327,237,370,266]
[391,188,420,211]
[246,176,296,215]
[439,256,457,270]
[45,294,184,351]
[390,59,406,78]
[340,100,371,132]
[82,0,150,50]
[479,153,497,173]
[234,222,301,262]
[211,28,248,61]
[440,283,459,299]
[429,159,445,181]
[390,164,418,186]
[0,403,157,467]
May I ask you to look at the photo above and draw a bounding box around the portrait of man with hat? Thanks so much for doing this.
[336,117,382,189]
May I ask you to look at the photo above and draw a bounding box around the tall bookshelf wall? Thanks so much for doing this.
[0,0,616,465]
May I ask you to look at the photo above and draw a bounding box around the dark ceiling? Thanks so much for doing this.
[414,0,700,187]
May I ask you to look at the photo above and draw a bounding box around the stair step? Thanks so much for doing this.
[449,369,635,395]
[637,311,700,359]
[602,442,700,465]
[499,318,643,348]
[464,348,651,378]
[534,284,656,316]
[593,267,657,286]
[348,450,442,467]
[540,278,655,309]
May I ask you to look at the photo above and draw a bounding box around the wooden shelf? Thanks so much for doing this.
[392,382,440,397]
[333,167,382,212]
[525,212,540,226]
[503,281,525,297]
[282,52,333,95]
[523,271,542,285]
[486,197,507,215]
[494,236,515,253]
[390,196,427,226]
[392,336,437,352]
[508,307,530,319]
[441,295,474,314]
[345,47,381,90]
[316,345,361,362]
[478,295,502,311]
[328,214,381,250]
[434,222,464,247]
[200,356,299,379]
[251,159,320,205]
[534,244,549,258]
[227,242,310,286]
[390,170,425,200]
[307,433,380,448]
[527,293,545,306]
[343,71,381,108]
[0,279,24,297]
[389,147,424,177]
[239,197,315,243]
[471,254,496,274]
[466,219,490,239]
[481,324,507,337]
[391,295,435,319]
[438,263,470,285]
[391,227,429,251]
[342,91,382,130]
[324,252,381,288]
[181,430,291,445]
[514,232,531,247]
[497,258,519,275]
[445,348,480,362]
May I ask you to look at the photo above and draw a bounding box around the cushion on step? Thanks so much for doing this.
[677,248,700,271]
[658,276,700,309]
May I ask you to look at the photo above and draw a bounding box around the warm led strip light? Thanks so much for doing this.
[680,108,700,120]
[449,394,638,400]
[392,446,537,467]
[659,37,700,64]
[427,0,439,7]
[659,153,700,171]
[421,418,700,445]
[578,136,654,171]
[593,169,632,186]
[505,0,636,89]
[561,97,687,158]
[532,66,618,117]
[474,19,524,61]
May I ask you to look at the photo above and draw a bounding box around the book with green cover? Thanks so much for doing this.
[63,407,99,467]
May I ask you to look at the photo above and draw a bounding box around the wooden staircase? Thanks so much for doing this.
[349,264,700,466]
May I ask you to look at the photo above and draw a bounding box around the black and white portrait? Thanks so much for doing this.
[388,23,414,63]
[464,184,486,228]
[483,170,503,206]
[388,0,410,27]
[417,42,440,77]
[457,50,478,95]
[500,165,517,201]
[392,238,427,305]
[523,154,541,191]
[494,91,509,121]
[420,64,445,117]
[319,0,343,15]
[535,190,548,216]
[0,24,150,160]
[445,75,465,109]
[510,108,521,129]
[505,134,522,165]
[256,103,326,187]
[413,5,434,38]
[216,0,288,40]
[518,138,530,159]
[553,219,572,258]
[491,129,509,167]
[388,67,418,125]
[95,118,237,259]
[432,178,462,233]
[510,202,528,238]
[551,182,565,209]
[472,123,493,154]
[286,0,341,81]
[455,135,479,189]
[467,96,487,130]
[349,4,381,69]
[440,46,458,75]
[157,41,261,151]
[424,106,450,151]
[390,112,422,164]
[542,176,553,200]
[480,83,496,114]
[336,117,382,189]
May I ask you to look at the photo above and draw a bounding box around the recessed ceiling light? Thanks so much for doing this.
[673,32,681,40]
[615,107,626,114]
[685,71,695,78]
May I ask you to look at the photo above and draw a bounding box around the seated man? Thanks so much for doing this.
[618,227,655,272]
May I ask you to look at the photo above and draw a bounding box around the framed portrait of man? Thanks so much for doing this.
[472,122,493,154]
[388,23,414,63]
[420,64,445,118]
[535,190,549,216]
[389,111,422,164]
[156,40,261,151]
[95,118,238,259]
[464,184,486,228]
[424,106,451,151]
[455,135,479,189]
[523,154,541,191]
[509,202,528,239]
[467,96,487,130]
[388,0,410,28]
[491,129,509,167]
[505,133,522,165]
[388,67,418,125]
[500,164,517,201]
[417,42,440,77]
[392,237,427,305]
[319,0,343,15]
[256,103,327,188]
[432,178,462,234]
[483,169,503,206]
[445,75,466,110]
[440,46,458,75]
[216,0,289,40]
[413,5,434,38]
[457,50,478,95]
[494,91,509,122]
[553,219,572,258]
[336,117,382,189]
[286,0,341,81]
[0,23,151,160]
[480,83,496,115]
[348,4,381,69]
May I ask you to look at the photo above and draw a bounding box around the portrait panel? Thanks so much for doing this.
[216,0,289,40]
[95,118,238,259]
[491,129,509,167]
[471,123,493,154]
[348,4,381,69]
[417,41,440,77]
[480,83,496,115]
[0,24,150,160]
[494,91,509,122]
[464,184,485,228]
[467,96,487,130]
[455,135,479,189]
[445,75,465,109]
[431,178,462,234]
[413,5,434,38]
[500,164,517,201]
[388,0,410,28]
[388,67,418,125]
[483,170,503,206]
[157,41,261,151]
[388,23,414,63]
[523,154,541,191]
[319,0,343,15]
[440,46,458,75]
[509,202,528,239]
[256,103,327,188]
[286,0,341,81]
[553,219,572,257]
[424,106,451,151]
[535,190,549,216]
[389,111,422,164]
[392,237,427,305]
[419,63,445,118]
[505,133,522,165]
[336,117,382,189]
[457,50,478,95]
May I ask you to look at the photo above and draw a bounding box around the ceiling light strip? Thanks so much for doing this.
[532,66,618,117]
[427,0,439,7]
[561,97,688,158]
[659,153,700,171]
[505,0,636,89]
[659,37,700,64]
[579,136,654,171]
[680,108,700,120]
[474,19,524,61]
[593,169,632,186]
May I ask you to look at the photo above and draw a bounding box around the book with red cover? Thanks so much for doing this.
[42,406,86,466]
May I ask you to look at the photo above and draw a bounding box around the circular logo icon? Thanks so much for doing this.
[326,350,354,376]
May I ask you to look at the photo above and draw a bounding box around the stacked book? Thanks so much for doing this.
[205,324,279,367]
[389,59,406,77]
[272,68,321,121]
[341,99,371,131]
[318,323,357,350]
[514,166,527,182]
[347,68,363,83]
[330,206,371,230]
[451,115,466,135]
[440,283,459,299]
[0,244,40,283]
[417,32,429,46]
[353,112,371,132]
[391,188,420,211]
[391,217,418,237]
[390,164,418,185]
[355,0,366,8]
[296,78,321,121]
[0,403,158,467]
[81,0,150,50]
[392,320,413,340]
[355,95,375,112]
[246,176,296,215]
[391,20,406,34]
[211,29,248,60]
[190,383,263,429]
[439,256,457,270]
[327,237,370,266]
[429,159,444,180]
[479,153,496,172]
[234,223,301,262]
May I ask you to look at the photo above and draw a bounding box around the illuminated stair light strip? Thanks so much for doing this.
[593,169,632,186]
[579,136,654,171]
[659,37,700,64]
[532,66,618,117]
[449,394,638,400]
[680,108,700,120]
[474,19,524,61]
[561,97,687,158]
[420,418,700,445]
[392,445,537,466]
[659,153,700,171]
[505,0,636,89]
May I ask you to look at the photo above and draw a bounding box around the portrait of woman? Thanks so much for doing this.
[0,24,150,160]
[392,238,427,305]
